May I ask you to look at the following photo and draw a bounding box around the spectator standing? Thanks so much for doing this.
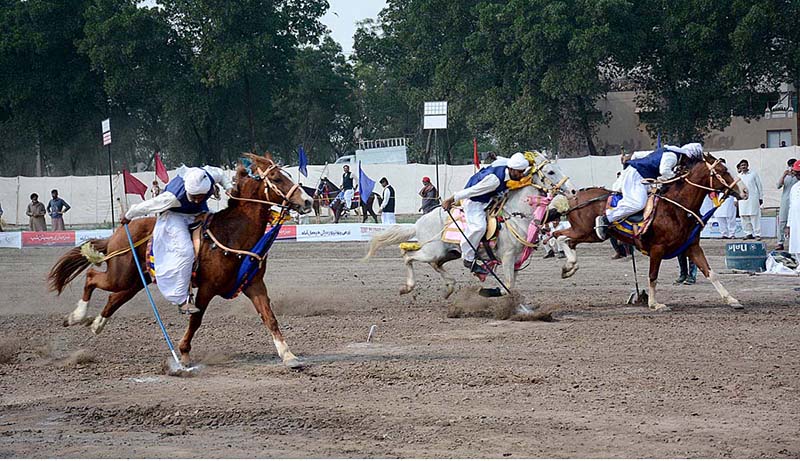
[47,189,71,231]
[341,165,355,209]
[151,180,162,198]
[786,160,800,261]
[736,159,763,240]
[379,177,396,224]
[418,176,439,214]
[715,159,737,238]
[26,193,46,231]
[776,158,798,250]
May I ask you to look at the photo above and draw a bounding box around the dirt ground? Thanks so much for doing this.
[0,239,798,458]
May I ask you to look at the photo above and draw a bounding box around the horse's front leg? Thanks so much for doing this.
[500,248,518,290]
[178,288,213,365]
[647,248,667,311]
[686,243,743,309]
[243,279,302,369]
[556,232,580,278]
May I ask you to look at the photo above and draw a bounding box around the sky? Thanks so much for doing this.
[321,0,387,56]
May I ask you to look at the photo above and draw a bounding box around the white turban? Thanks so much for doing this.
[681,143,703,159]
[183,168,212,195]
[507,152,529,171]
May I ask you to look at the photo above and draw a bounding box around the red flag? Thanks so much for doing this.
[473,138,479,171]
[123,169,148,199]
[154,152,169,184]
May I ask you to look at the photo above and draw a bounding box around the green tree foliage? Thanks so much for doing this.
[0,0,107,176]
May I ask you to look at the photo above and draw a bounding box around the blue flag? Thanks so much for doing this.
[298,145,308,177]
[358,161,375,204]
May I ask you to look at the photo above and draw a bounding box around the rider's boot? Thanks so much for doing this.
[179,292,200,314]
[595,215,610,240]
[463,259,488,275]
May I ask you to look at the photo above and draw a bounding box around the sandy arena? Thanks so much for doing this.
[0,239,798,457]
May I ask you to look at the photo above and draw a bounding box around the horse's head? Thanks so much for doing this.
[527,151,577,197]
[237,152,313,214]
[704,154,748,200]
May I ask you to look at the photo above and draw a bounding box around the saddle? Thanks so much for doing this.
[146,214,207,285]
[441,207,501,244]
[606,193,658,238]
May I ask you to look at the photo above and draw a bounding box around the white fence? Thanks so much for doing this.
[1,147,798,226]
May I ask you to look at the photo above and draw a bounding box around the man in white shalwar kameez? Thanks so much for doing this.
[713,159,738,238]
[776,158,798,250]
[442,152,530,274]
[786,160,800,262]
[596,142,704,239]
[121,166,233,313]
[736,159,763,240]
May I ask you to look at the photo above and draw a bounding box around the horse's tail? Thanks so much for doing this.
[48,238,109,294]
[364,226,416,260]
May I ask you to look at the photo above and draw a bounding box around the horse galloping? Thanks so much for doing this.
[365,152,577,298]
[553,152,747,311]
[48,153,314,369]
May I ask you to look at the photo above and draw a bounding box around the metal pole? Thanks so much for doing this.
[107,143,115,225]
[434,129,440,195]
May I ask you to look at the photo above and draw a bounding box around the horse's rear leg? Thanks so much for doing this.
[65,268,102,327]
[91,286,143,334]
[400,254,416,295]
[243,280,302,369]
[687,243,742,308]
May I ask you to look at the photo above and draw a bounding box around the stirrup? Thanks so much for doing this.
[595,216,609,240]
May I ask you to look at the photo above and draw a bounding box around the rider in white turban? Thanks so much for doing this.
[596,143,704,240]
[442,152,529,274]
[122,166,233,313]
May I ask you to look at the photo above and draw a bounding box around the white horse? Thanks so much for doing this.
[365,153,576,298]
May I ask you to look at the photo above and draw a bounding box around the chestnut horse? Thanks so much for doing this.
[553,153,748,311]
[301,178,380,223]
[48,154,313,368]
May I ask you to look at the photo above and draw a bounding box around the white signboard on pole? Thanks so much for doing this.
[101,118,111,146]
[423,101,448,129]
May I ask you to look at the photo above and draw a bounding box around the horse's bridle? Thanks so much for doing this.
[654,157,742,226]
[683,158,741,201]
[526,153,570,197]
[226,162,302,215]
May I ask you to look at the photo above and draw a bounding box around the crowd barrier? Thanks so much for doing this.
[0,216,778,249]
[0,223,415,249]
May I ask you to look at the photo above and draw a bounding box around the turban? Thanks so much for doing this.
[681,143,703,159]
[184,168,212,195]
[507,152,529,171]
[422,176,431,182]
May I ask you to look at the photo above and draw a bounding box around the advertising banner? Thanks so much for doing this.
[0,232,22,248]
[21,231,75,247]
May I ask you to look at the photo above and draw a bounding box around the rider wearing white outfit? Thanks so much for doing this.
[442,152,529,274]
[596,143,703,239]
[121,166,233,313]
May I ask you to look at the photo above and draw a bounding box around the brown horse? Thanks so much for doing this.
[553,153,748,311]
[48,153,314,368]
[301,178,380,223]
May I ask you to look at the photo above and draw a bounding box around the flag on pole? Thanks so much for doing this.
[358,161,375,204]
[298,145,308,177]
[154,152,169,184]
[473,138,479,171]
[123,169,148,199]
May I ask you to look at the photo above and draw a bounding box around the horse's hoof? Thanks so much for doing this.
[729,301,744,309]
[444,286,455,299]
[284,358,304,370]
[650,303,669,311]
[399,286,412,295]
[561,266,577,279]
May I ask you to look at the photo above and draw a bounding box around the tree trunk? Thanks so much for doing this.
[244,74,258,153]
